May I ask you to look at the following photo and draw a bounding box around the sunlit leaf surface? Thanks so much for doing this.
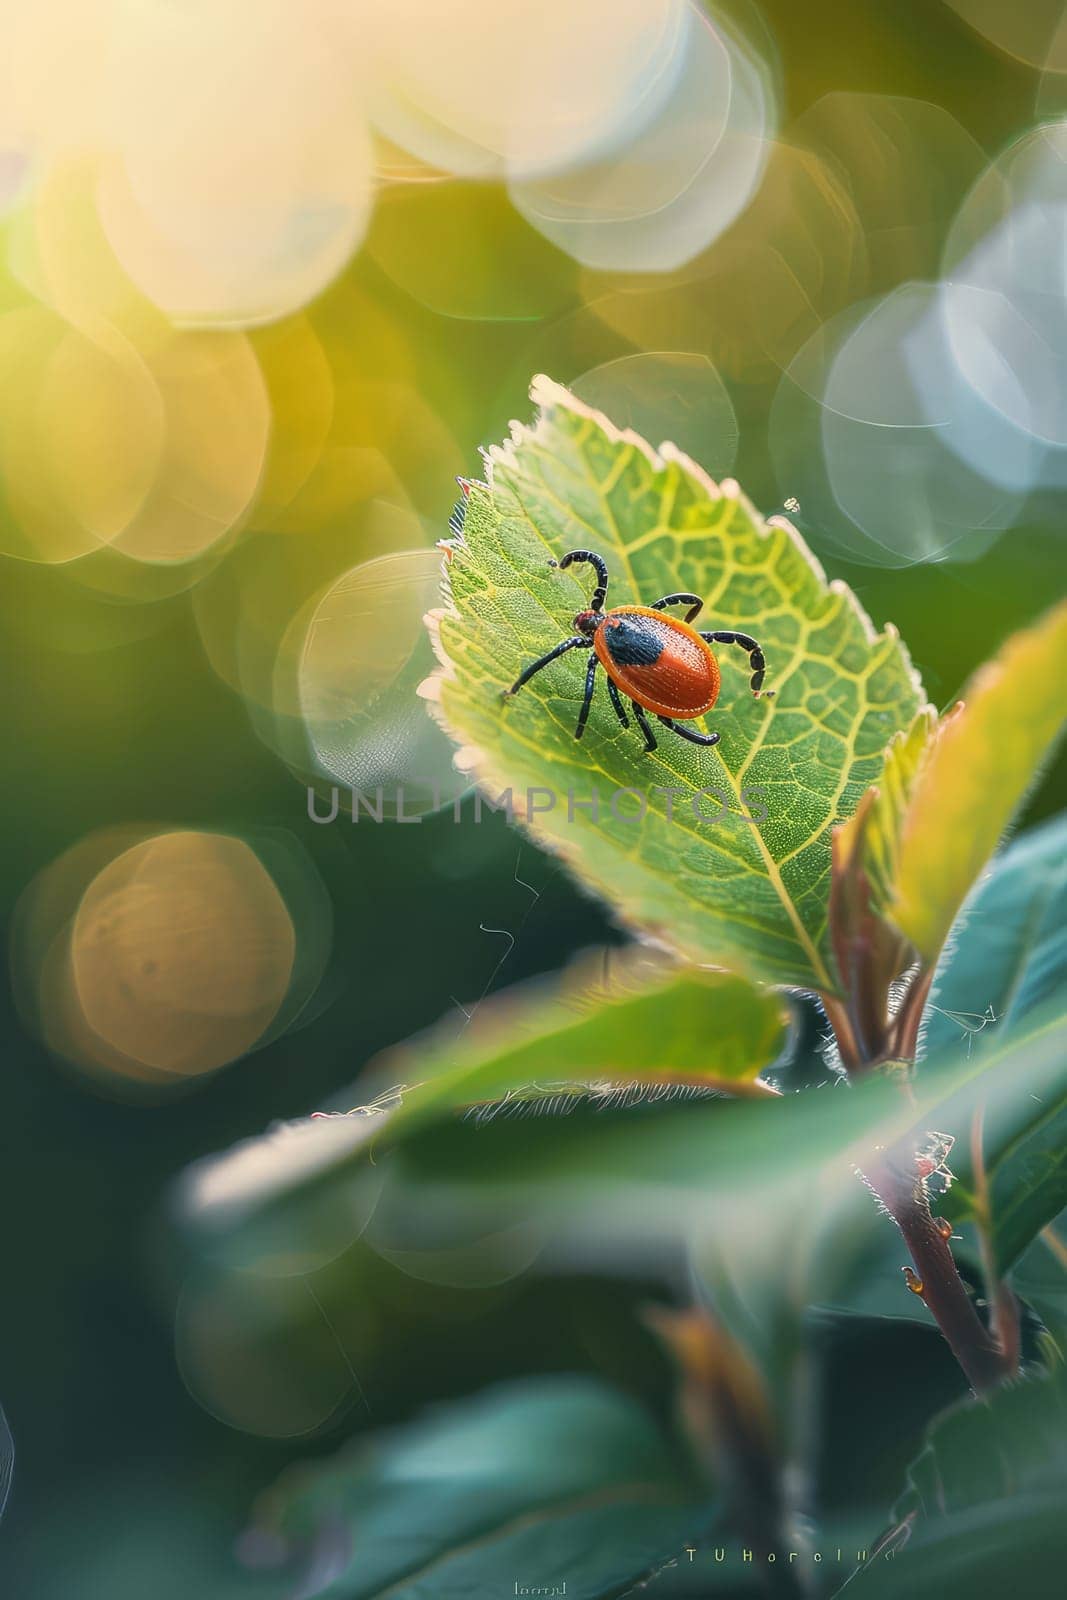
[424,377,924,990]
[889,599,1067,962]
[370,949,788,1134]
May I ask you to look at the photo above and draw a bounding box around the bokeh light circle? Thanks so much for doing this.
[789,93,985,294]
[11,829,331,1093]
[175,1267,359,1438]
[941,120,1067,488]
[0,174,270,575]
[0,307,164,564]
[70,832,296,1075]
[769,288,1024,568]
[584,140,867,387]
[295,547,467,818]
[113,327,271,564]
[509,2,775,271]
[341,0,690,180]
[945,0,1067,74]
[96,0,374,326]
[571,352,739,477]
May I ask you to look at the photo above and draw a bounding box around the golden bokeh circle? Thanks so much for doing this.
[70,832,296,1076]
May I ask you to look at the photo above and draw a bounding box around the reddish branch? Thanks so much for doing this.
[866,1145,1009,1394]
[825,807,1017,1394]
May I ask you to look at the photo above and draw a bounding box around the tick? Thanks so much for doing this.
[502,549,774,754]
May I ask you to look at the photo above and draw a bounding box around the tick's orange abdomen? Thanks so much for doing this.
[593,605,720,719]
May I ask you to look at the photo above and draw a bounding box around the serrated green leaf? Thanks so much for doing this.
[247,1377,705,1600]
[423,376,924,991]
[925,814,1067,1063]
[889,601,1067,963]
[843,1366,1067,1597]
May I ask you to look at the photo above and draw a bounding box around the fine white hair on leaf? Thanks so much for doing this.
[460,1079,726,1124]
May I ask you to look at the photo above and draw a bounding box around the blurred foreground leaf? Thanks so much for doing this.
[888,601,1067,964]
[845,1365,1067,1597]
[381,1012,1066,1275]
[179,952,786,1268]
[423,376,923,990]
[247,1377,705,1600]
[184,998,1066,1288]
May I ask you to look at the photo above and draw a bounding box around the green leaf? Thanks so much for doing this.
[247,1377,705,1600]
[844,1366,1067,1597]
[919,819,1067,1273]
[373,949,788,1138]
[1011,1215,1067,1348]
[423,376,924,991]
[834,707,937,915]
[934,1006,1067,1273]
[183,977,1067,1292]
[181,951,787,1269]
[925,814,1067,1063]
[888,601,1067,964]
[384,1012,1066,1249]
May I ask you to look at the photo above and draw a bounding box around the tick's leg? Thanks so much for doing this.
[549,549,609,612]
[651,592,703,623]
[574,653,599,740]
[631,700,657,753]
[504,635,589,698]
[605,676,630,729]
[701,631,774,696]
[658,715,721,748]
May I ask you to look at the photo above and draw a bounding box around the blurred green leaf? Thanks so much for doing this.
[179,950,786,1268]
[888,601,1067,964]
[937,1007,1067,1273]
[844,1365,1067,1597]
[248,1377,706,1600]
[184,998,1067,1294]
[905,818,1067,1275]
[1011,1215,1067,1349]
[925,814,1067,1063]
[424,376,924,990]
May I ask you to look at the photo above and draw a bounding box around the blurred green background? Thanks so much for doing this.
[2,0,1066,1593]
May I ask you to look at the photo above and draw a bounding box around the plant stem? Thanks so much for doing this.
[868,1148,1009,1395]
[819,994,861,1073]
[886,964,934,1061]
[823,961,1015,1393]
[969,1105,1021,1373]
